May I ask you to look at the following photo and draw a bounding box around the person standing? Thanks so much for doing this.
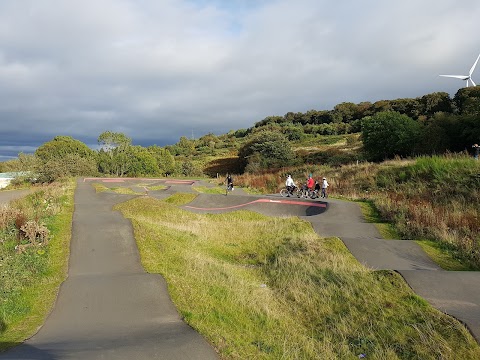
[321,177,329,198]
[314,180,321,198]
[473,144,480,160]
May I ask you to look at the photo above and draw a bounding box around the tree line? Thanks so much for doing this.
[1,87,479,181]
[254,87,479,129]
[0,132,178,183]
[237,86,480,168]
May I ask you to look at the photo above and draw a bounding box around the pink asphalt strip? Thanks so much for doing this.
[83,177,195,185]
[185,198,327,211]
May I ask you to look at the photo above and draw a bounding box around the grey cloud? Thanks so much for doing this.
[1,0,479,159]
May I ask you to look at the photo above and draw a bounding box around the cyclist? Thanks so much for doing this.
[300,178,309,198]
[307,174,314,192]
[285,175,296,196]
[225,174,234,191]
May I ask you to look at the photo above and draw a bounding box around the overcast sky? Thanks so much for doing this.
[1,0,479,161]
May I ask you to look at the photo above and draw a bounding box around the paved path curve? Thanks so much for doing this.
[1,179,218,359]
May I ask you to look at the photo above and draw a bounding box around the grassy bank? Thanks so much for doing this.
[0,180,75,351]
[116,194,480,359]
[235,155,480,269]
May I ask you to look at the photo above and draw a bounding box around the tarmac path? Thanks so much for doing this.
[0,179,219,360]
[0,189,32,205]
[1,178,479,358]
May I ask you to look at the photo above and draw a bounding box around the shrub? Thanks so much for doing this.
[362,112,421,161]
[238,130,296,172]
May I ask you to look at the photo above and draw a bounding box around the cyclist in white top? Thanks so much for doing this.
[285,175,296,196]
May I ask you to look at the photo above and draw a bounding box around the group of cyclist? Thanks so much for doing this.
[285,174,329,199]
[224,173,329,199]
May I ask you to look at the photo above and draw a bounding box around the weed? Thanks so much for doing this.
[0,180,74,350]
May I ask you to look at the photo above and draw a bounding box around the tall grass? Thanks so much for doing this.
[236,155,480,268]
[0,180,74,350]
[116,195,480,359]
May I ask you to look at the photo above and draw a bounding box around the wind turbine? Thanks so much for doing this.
[440,53,480,87]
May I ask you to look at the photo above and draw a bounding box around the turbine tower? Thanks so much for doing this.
[440,53,480,87]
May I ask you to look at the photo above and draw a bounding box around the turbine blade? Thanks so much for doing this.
[469,53,480,76]
[439,75,468,79]
[471,78,476,86]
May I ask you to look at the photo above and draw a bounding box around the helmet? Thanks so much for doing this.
[323,177,326,180]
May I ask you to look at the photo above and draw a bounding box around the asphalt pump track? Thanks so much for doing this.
[1,178,479,358]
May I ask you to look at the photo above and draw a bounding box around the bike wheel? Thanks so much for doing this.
[296,189,303,198]
[280,188,289,197]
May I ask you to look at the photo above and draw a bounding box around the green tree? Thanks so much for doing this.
[178,160,203,177]
[416,113,452,155]
[238,130,295,172]
[0,153,37,172]
[34,136,97,181]
[35,136,95,162]
[254,115,285,127]
[355,102,375,119]
[39,153,98,182]
[311,110,337,124]
[454,87,480,115]
[420,92,453,117]
[282,125,305,141]
[176,136,196,156]
[148,146,176,175]
[390,98,421,119]
[125,146,158,176]
[373,100,392,114]
[361,112,421,161]
[97,131,132,152]
[97,131,132,176]
[334,102,358,123]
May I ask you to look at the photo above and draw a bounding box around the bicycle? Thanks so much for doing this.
[225,183,234,195]
[280,186,300,197]
[298,185,319,199]
[310,189,319,199]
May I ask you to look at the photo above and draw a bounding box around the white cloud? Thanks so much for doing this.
[0,0,479,157]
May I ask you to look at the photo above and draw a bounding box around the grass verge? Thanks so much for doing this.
[415,240,474,271]
[357,200,400,239]
[356,200,472,271]
[92,183,139,195]
[193,186,226,194]
[0,179,75,351]
[116,195,480,359]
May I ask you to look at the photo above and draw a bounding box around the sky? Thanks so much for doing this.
[1,0,479,161]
